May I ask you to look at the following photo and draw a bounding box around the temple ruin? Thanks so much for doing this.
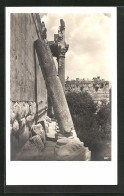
[10,13,91,161]
[65,77,111,104]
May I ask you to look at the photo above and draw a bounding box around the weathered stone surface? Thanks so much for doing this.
[55,129,77,140]
[16,135,45,160]
[24,103,30,116]
[29,102,36,115]
[32,123,46,144]
[20,117,26,129]
[46,121,56,140]
[35,39,74,133]
[54,137,91,161]
[19,126,31,148]
[12,119,19,135]
[45,116,52,123]
[29,135,44,151]
[16,102,26,120]
[26,115,35,128]
[71,129,77,137]
[10,110,16,124]
[12,102,19,116]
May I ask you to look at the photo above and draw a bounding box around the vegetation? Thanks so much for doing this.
[66,91,111,161]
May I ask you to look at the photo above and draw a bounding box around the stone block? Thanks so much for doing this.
[32,123,46,144]
[10,110,16,124]
[19,125,31,149]
[24,103,30,116]
[20,117,26,129]
[29,102,36,115]
[12,102,19,116]
[29,135,44,151]
[45,116,52,123]
[16,135,45,160]
[12,119,19,135]
[54,137,91,161]
[55,129,77,140]
[17,102,26,119]
[26,115,35,128]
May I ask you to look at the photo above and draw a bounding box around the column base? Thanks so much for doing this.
[54,137,91,161]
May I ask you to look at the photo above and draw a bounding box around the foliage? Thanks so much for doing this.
[96,100,111,131]
[66,91,97,115]
[66,91,111,160]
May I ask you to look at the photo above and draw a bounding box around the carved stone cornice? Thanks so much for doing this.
[49,19,69,58]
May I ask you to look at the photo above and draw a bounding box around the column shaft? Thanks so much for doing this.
[58,56,65,91]
[35,39,74,133]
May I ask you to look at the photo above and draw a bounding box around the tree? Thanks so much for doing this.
[66,91,98,144]
[66,91,97,116]
[66,91,111,158]
[96,100,111,126]
[96,100,111,134]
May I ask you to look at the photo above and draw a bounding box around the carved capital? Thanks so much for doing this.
[60,19,65,32]
[58,31,63,41]
[58,44,69,57]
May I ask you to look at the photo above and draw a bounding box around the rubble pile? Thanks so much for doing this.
[10,101,36,159]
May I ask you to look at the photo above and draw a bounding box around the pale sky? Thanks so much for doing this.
[40,13,112,81]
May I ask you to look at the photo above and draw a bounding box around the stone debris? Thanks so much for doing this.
[10,104,91,161]
[12,102,19,116]
[17,102,26,120]
[20,117,26,128]
[45,115,52,123]
[10,101,37,156]
[12,119,19,135]
[29,102,36,115]
[44,116,57,141]
[46,121,56,140]
[10,110,16,124]
[26,115,35,128]
[24,103,30,116]
[16,135,45,160]
[54,137,91,161]
[32,123,46,144]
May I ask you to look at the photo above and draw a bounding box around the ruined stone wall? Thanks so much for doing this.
[65,80,110,104]
[10,14,47,158]
[10,101,36,159]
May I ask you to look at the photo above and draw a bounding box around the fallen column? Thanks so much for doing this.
[34,39,91,161]
[34,39,74,134]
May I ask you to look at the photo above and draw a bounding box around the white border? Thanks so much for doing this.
[6,7,117,185]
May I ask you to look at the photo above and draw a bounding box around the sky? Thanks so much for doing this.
[40,13,112,81]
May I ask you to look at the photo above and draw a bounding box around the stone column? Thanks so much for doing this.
[48,19,68,116]
[34,39,74,134]
[35,39,91,161]
[58,55,65,91]
[57,19,69,91]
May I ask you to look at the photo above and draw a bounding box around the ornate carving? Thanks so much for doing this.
[41,22,47,39]
[49,19,69,57]
[60,19,65,32]
[58,44,69,57]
